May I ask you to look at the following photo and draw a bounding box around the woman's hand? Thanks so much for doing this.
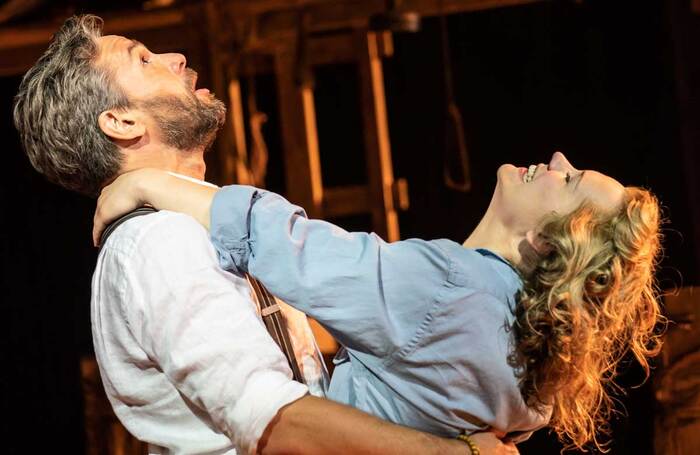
[468,432,520,454]
[93,168,219,247]
[93,168,164,246]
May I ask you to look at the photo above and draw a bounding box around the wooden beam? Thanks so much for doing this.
[245,0,542,41]
[203,0,240,185]
[238,33,357,77]
[227,79,252,184]
[323,185,370,218]
[0,0,542,76]
[0,0,542,52]
[358,31,400,242]
[0,7,192,76]
[0,8,186,51]
[230,0,540,19]
[307,32,357,65]
[274,45,324,217]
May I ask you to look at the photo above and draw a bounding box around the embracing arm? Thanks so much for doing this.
[94,169,451,356]
[93,169,217,245]
[210,185,452,356]
[261,395,517,455]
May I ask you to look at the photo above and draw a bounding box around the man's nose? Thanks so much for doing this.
[162,53,186,75]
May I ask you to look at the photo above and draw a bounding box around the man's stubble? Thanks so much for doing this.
[139,68,227,153]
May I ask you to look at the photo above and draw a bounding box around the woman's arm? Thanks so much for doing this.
[93,168,217,246]
[208,185,452,357]
[94,169,451,357]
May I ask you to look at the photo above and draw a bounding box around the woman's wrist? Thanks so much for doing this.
[456,434,480,455]
[139,169,217,230]
[131,168,174,211]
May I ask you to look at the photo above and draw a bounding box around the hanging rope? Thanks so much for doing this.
[439,7,472,192]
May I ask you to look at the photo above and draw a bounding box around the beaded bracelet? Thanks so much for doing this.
[456,433,481,455]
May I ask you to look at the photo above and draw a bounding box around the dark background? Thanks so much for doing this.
[1,0,698,453]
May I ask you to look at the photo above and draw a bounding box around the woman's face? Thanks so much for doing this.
[493,152,625,233]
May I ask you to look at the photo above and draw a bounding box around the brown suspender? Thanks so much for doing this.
[246,274,304,383]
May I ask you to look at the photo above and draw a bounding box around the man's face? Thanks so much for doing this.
[96,34,225,151]
[492,151,626,233]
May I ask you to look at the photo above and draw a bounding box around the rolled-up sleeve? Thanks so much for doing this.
[125,213,307,454]
[210,186,452,358]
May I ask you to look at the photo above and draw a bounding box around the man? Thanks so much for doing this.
[14,14,514,454]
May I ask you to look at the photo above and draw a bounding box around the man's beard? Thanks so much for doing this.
[139,82,226,152]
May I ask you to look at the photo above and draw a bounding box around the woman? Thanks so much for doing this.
[93,152,663,450]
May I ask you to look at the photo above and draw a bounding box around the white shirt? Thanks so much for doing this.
[91,208,325,454]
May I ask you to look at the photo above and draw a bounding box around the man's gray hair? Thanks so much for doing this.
[14,14,129,196]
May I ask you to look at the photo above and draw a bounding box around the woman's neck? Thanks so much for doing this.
[463,207,526,270]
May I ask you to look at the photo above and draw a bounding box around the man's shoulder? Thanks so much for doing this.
[101,210,213,263]
[108,210,206,244]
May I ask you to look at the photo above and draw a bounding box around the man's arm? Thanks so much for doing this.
[117,213,311,454]
[260,395,518,455]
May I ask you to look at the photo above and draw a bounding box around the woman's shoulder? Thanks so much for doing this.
[439,244,521,299]
[387,238,521,307]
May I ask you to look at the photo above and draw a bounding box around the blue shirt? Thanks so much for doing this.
[210,186,551,441]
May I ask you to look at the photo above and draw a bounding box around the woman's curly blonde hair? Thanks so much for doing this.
[513,186,664,451]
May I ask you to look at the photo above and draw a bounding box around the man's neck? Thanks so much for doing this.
[123,144,206,180]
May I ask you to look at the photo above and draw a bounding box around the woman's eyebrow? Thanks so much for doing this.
[574,171,586,190]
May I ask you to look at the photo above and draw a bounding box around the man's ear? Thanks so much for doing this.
[525,230,553,256]
[98,108,146,141]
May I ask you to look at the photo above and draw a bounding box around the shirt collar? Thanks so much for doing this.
[475,248,520,277]
[166,171,219,189]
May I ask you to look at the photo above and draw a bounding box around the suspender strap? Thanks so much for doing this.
[100,207,305,383]
[246,274,304,383]
[100,206,158,249]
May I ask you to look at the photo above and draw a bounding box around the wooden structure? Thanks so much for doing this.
[654,286,700,455]
[1,1,538,453]
[0,0,538,241]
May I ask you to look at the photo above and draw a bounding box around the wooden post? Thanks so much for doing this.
[358,31,400,242]
[228,78,257,185]
[274,46,324,218]
[204,0,237,185]
[654,287,700,455]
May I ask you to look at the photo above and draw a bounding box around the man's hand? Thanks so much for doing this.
[468,432,520,454]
